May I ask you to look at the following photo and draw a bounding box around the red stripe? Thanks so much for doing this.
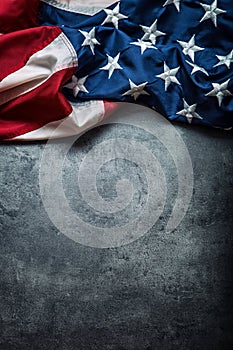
[0,26,62,82]
[0,67,76,140]
[0,0,40,34]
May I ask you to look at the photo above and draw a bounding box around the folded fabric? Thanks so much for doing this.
[0,23,114,140]
[0,0,232,141]
[41,0,233,129]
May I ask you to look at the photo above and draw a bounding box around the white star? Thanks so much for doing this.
[130,39,157,54]
[64,75,89,97]
[163,0,181,12]
[141,19,165,45]
[100,53,123,79]
[206,79,232,106]
[186,61,209,76]
[214,49,233,69]
[200,0,226,27]
[79,27,100,55]
[177,35,204,62]
[102,3,128,29]
[177,99,203,124]
[156,62,181,91]
[122,79,150,100]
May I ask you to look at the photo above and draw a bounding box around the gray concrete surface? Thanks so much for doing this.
[0,105,233,350]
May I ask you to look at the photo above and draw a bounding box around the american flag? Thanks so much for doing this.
[0,0,232,140]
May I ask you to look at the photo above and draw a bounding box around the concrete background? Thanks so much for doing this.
[0,105,233,350]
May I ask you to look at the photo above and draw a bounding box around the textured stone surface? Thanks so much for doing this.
[0,106,233,350]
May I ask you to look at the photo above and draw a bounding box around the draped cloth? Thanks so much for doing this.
[0,0,232,140]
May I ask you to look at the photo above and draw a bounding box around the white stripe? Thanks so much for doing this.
[41,0,116,15]
[11,100,105,140]
[0,32,78,106]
